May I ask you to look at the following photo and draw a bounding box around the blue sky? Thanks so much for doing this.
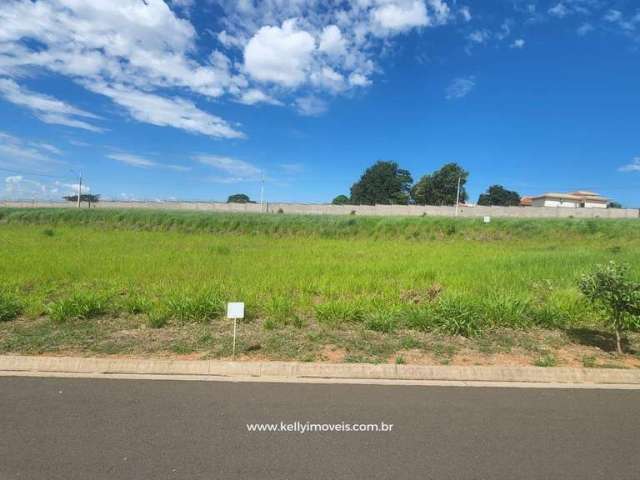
[0,0,639,206]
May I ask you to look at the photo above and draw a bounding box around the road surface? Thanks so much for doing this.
[1,376,639,479]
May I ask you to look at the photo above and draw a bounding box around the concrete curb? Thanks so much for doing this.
[1,355,640,385]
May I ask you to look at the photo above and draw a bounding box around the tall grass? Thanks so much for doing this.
[1,208,639,338]
[1,207,639,241]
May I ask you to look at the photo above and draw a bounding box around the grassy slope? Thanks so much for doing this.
[1,208,639,362]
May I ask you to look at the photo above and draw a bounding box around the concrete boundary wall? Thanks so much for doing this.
[1,200,638,219]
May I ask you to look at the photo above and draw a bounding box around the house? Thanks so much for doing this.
[530,191,609,209]
[519,196,533,207]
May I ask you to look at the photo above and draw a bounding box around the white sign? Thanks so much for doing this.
[227,302,245,319]
[483,216,491,224]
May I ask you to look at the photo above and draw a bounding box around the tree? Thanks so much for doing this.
[477,185,521,206]
[579,261,640,354]
[63,194,100,207]
[411,163,468,206]
[350,161,413,205]
[608,201,622,209]
[227,193,254,204]
[332,194,350,205]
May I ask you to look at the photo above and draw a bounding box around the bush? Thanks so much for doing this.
[47,291,108,322]
[579,261,640,353]
[0,292,22,322]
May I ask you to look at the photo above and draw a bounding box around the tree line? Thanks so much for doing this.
[332,160,521,207]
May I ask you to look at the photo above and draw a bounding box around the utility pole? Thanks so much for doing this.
[259,171,265,212]
[77,173,82,209]
[70,169,82,208]
[455,176,461,217]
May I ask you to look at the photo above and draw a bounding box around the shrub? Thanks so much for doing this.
[579,261,640,354]
[534,353,558,367]
[47,291,108,322]
[0,292,22,322]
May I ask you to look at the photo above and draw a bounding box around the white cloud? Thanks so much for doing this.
[468,29,491,44]
[85,82,244,139]
[107,152,191,171]
[446,76,476,100]
[107,153,157,169]
[319,25,346,57]
[244,19,316,87]
[195,154,262,182]
[1,174,88,200]
[294,96,328,116]
[0,0,243,135]
[371,1,430,34]
[511,38,526,48]
[279,163,304,174]
[349,72,372,87]
[619,157,640,172]
[0,131,65,172]
[604,10,623,23]
[548,3,570,18]
[0,79,103,132]
[237,89,282,106]
[459,6,472,22]
[577,23,594,36]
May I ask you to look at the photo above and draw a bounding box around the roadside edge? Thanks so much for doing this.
[1,355,640,388]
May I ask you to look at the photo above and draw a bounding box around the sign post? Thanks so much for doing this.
[226,302,245,359]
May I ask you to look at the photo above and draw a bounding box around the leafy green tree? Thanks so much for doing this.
[63,194,100,207]
[411,163,468,206]
[579,261,640,354]
[608,201,622,209]
[477,185,521,206]
[332,194,350,205]
[227,193,253,204]
[350,161,413,205]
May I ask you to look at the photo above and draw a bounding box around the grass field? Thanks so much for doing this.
[1,208,639,366]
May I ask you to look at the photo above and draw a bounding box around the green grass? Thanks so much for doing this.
[1,208,640,360]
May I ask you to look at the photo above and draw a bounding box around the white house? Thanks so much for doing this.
[531,191,609,209]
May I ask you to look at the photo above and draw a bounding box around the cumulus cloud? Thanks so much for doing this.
[446,76,476,100]
[244,19,316,87]
[511,38,526,48]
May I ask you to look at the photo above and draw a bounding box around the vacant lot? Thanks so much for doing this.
[1,208,639,367]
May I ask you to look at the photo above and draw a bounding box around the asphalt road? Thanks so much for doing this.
[1,377,639,480]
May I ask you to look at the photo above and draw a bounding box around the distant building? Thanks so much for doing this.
[519,196,533,207]
[530,191,609,209]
